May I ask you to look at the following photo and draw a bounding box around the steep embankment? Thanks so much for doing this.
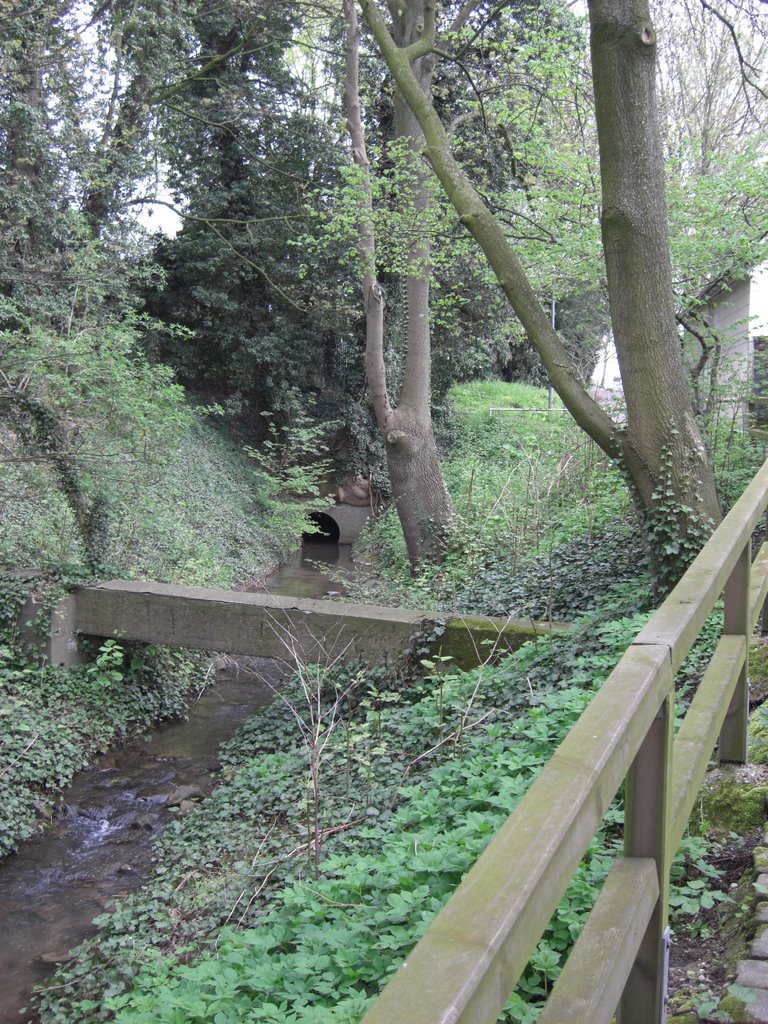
[1,406,300,858]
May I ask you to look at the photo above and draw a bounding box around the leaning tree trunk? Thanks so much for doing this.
[384,0,452,565]
[588,0,721,573]
[360,0,721,583]
[344,0,451,568]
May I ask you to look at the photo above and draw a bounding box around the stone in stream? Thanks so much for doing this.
[39,950,74,964]
[165,785,204,807]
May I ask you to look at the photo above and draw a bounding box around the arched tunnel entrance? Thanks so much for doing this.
[303,511,340,544]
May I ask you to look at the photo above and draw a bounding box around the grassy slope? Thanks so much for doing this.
[1,413,297,857]
[30,383,728,1024]
[351,380,641,618]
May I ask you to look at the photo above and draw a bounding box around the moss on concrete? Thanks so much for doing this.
[431,617,567,670]
[700,770,768,834]
[717,993,750,1022]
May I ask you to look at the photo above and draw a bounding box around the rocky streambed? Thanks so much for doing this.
[0,660,282,1024]
[0,537,352,1022]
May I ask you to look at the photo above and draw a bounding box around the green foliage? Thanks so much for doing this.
[669,834,730,936]
[644,440,716,591]
[0,590,207,857]
[245,403,335,543]
[451,523,651,621]
[698,355,768,514]
[0,307,189,573]
[443,379,561,422]
[1,412,289,587]
[35,606,725,1024]
[352,380,640,617]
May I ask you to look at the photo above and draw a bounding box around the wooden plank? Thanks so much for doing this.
[749,542,768,633]
[721,543,750,763]
[537,859,659,1024]
[635,458,768,674]
[668,635,746,851]
[359,644,672,1024]
[619,694,673,1024]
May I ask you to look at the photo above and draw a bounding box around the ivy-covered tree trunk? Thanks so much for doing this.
[344,0,451,568]
[588,0,721,572]
[384,0,452,566]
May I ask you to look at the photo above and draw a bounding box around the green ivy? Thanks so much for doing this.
[0,584,210,857]
[34,608,727,1024]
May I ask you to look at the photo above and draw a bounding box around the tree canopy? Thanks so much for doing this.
[0,0,765,577]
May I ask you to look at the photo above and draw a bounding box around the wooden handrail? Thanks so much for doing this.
[360,457,768,1024]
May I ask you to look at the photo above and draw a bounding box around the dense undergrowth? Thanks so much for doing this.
[350,381,764,620]
[5,376,764,1022]
[1,417,292,589]
[0,574,209,857]
[1,380,304,856]
[32,606,730,1024]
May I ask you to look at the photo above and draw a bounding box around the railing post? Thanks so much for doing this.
[618,689,673,1024]
[720,541,750,763]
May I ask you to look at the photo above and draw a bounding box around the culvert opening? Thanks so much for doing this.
[303,511,340,544]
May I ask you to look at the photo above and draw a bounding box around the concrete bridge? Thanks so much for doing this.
[25,580,560,671]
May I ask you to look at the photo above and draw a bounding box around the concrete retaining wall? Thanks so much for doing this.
[324,505,371,544]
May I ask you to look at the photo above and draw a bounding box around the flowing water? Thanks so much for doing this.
[0,541,352,1023]
[258,539,354,599]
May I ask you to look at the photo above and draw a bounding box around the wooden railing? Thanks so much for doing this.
[360,458,768,1024]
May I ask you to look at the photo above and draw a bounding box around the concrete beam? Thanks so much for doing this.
[73,581,425,666]
[18,593,86,667]
[62,580,562,669]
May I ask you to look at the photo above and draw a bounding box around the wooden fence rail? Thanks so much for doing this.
[360,458,768,1024]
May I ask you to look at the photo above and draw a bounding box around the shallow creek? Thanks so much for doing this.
[0,540,351,1023]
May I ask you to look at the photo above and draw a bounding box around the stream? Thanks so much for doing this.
[0,540,352,1023]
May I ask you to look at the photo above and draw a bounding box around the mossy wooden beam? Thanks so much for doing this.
[537,859,658,1024]
[721,542,750,762]
[635,458,768,674]
[359,644,672,1024]
[620,692,674,1023]
[750,542,768,632]
[669,635,746,849]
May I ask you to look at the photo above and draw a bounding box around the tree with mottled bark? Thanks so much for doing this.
[343,0,452,568]
[360,0,723,579]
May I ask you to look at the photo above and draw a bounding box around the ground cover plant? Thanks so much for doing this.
[1,395,309,859]
[0,575,212,857]
[350,381,644,617]
[352,379,764,620]
[1,416,291,590]
[33,605,729,1024]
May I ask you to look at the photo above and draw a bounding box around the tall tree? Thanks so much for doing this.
[343,0,452,566]
[143,0,352,423]
[359,0,723,578]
